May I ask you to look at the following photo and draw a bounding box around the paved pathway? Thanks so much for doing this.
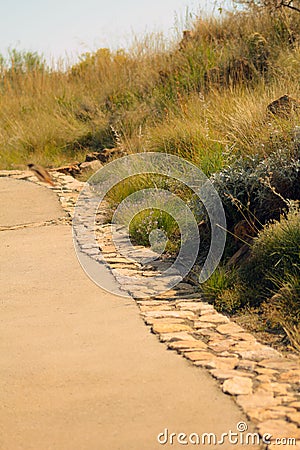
[0,178,262,449]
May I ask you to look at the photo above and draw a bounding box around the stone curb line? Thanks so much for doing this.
[2,169,300,449]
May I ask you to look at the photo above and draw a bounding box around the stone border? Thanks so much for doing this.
[2,169,300,449]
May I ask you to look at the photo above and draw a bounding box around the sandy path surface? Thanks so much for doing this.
[0,178,261,450]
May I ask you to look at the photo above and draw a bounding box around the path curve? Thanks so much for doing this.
[0,178,261,450]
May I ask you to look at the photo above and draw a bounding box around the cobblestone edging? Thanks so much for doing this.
[2,169,300,449]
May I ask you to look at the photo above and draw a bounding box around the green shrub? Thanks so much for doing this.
[239,203,300,305]
[214,288,243,314]
[201,266,241,313]
[262,272,300,351]
[129,209,180,254]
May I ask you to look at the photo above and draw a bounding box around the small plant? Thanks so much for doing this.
[129,209,180,254]
[201,266,241,313]
[262,271,300,351]
[214,288,243,314]
[238,202,300,305]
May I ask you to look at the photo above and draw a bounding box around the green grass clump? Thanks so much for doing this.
[129,209,180,254]
[239,202,300,305]
[104,174,193,256]
[262,273,300,351]
[201,266,242,313]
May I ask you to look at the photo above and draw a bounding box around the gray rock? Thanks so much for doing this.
[79,160,103,173]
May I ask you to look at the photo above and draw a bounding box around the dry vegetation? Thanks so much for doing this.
[1,7,300,169]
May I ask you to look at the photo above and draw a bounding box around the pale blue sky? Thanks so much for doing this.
[0,1,229,62]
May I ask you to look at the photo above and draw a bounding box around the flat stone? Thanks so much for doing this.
[150,281,179,291]
[167,340,207,351]
[112,268,141,276]
[290,402,300,410]
[212,357,239,370]
[256,374,274,383]
[193,322,217,329]
[176,301,209,312]
[258,359,297,371]
[211,331,231,344]
[152,323,193,334]
[208,340,235,353]
[255,367,279,376]
[116,278,144,287]
[195,314,229,324]
[79,160,103,174]
[287,411,300,425]
[257,382,291,396]
[174,298,201,303]
[142,271,159,277]
[279,370,300,383]
[195,330,215,338]
[156,290,179,298]
[270,405,297,413]
[184,351,215,362]
[143,310,196,320]
[231,332,256,342]
[210,369,255,381]
[159,332,196,342]
[216,322,244,335]
[219,351,236,357]
[235,360,257,371]
[130,290,156,298]
[101,246,117,253]
[139,305,174,312]
[81,243,99,249]
[193,360,217,369]
[257,419,300,440]
[222,376,252,395]
[236,391,280,410]
[232,340,262,350]
[136,300,170,306]
[247,406,297,422]
[236,346,280,361]
[280,395,299,404]
[112,265,141,272]
[198,302,215,309]
[105,256,134,264]
[174,298,196,303]
[145,317,186,326]
[208,333,227,341]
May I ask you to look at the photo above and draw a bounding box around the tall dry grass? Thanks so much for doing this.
[0,7,300,170]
